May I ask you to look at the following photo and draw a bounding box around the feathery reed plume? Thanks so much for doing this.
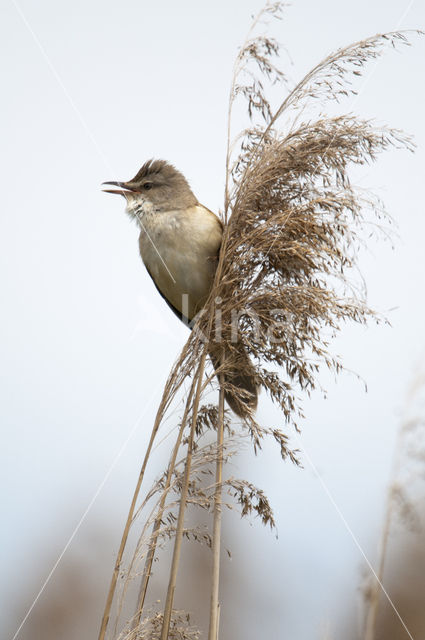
[118,610,201,640]
[98,4,419,639]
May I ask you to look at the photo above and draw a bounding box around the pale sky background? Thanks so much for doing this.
[1,1,425,639]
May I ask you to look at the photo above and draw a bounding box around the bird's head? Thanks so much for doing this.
[102,159,197,222]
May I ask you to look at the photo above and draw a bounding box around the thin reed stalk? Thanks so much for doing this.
[208,369,225,640]
[132,380,197,627]
[224,2,271,217]
[160,350,209,640]
[98,394,169,640]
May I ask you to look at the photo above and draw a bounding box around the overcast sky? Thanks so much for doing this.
[1,1,425,639]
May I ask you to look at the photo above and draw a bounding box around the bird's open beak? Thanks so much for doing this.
[101,181,138,195]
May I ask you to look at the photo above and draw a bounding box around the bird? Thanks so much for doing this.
[102,159,257,418]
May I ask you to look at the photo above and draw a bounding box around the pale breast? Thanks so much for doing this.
[139,205,222,320]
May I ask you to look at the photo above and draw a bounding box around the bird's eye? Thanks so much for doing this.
[143,182,153,190]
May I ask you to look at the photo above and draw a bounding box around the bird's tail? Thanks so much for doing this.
[209,342,258,419]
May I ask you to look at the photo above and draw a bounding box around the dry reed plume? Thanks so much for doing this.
[98,3,419,639]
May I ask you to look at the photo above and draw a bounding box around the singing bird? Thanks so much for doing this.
[103,159,257,418]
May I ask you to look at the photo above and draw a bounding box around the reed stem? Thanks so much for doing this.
[132,380,197,628]
[160,350,208,640]
[207,369,225,640]
[97,397,166,640]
